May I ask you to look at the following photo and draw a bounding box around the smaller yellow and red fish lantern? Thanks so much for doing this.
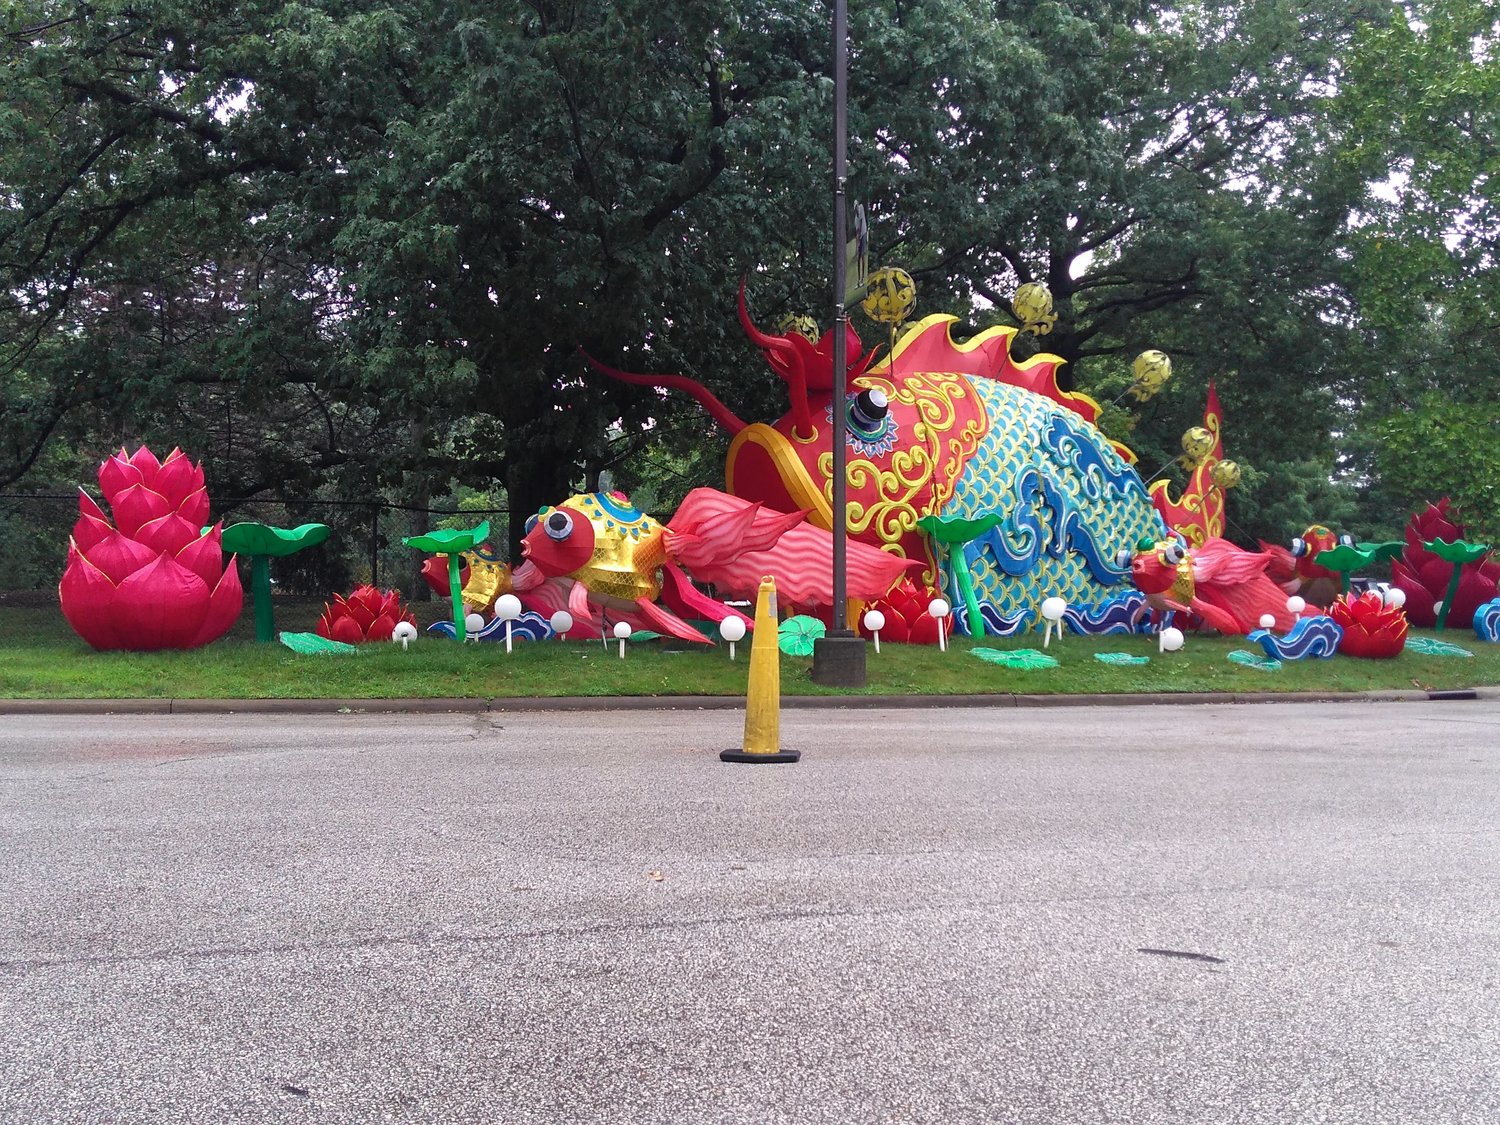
[1125,535,1297,635]
[1328,591,1408,658]
[1259,525,1345,607]
[509,488,918,644]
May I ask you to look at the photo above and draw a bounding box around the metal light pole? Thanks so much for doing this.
[811,0,867,687]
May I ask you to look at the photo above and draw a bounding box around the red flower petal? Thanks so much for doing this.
[366,613,397,642]
[186,557,244,647]
[179,486,210,528]
[112,484,170,538]
[134,512,201,557]
[153,449,198,509]
[98,454,143,503]
[72,494,116,550]
[58,542,126,650]
[80,530,158,585]
[111,554,211,650]
[175,524,226,587]
[127,445,162,478]
[329,616,364,645]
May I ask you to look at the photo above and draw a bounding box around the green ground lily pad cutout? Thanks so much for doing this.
[279,631,359,656]
[778,615,826,656]
[628,630,662,643]
[1095,652,1150,666]
[1404,636,1474,657]
[1228,649,1282,671]
[972,647,1059,670]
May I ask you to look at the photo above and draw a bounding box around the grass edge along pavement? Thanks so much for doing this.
[3,600,1498,701]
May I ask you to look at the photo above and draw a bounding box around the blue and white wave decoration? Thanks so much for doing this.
[952,602,1032,638]
[1062,592,1150,635]
[427,610,554,642]
[1474,598,1500,643]
[1247,615,1343,661]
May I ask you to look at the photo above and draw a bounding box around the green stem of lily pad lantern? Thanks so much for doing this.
[251,556,274,643]
[447,554,466,642]
[951,546,984,639]
[1436,564,1464,631]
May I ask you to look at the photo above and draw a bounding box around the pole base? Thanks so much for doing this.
[810,632,867,687]
[720,749,801,764]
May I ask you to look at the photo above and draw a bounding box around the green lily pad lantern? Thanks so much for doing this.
[1311,540,1402,595]
[917,513,1004,637]
[1423,538,1492,630]
[403,521,490,642]
[219,522,332,642]
[777,614,826,657]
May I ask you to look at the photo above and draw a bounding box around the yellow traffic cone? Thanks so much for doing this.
[721,575,799,764]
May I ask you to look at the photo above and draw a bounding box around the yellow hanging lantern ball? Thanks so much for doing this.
[1013,281,1058,335]
[1181,426,1216,467]
[1129,350,1173,401]
[861,266,917,326]
[1210,459,1241,490]
[776,312,819,343]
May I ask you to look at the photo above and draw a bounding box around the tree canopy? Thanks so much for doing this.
[3,0,1495,574]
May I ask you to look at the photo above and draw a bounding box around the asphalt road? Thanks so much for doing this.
[1,701,1497,1124]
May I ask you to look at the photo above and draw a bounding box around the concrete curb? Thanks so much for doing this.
[0,687,1491,715]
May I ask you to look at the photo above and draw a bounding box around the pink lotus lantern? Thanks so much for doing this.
[1392,499,1500,629]
[58,446,244,650]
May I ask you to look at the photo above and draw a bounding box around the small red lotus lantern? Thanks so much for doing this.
[315,585,417,643]
[1330,591,1408,659]
[58,446,243,650]
[856,579,943,645]
[1392,499,1500,628]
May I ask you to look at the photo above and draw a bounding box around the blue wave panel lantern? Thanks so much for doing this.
[1474,598,1500,642]
[1248,615,1344,661]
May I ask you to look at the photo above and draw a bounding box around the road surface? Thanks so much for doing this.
[1,702,1497,1123]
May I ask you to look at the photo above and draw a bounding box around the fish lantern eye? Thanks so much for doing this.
[1290,537,1309,558]
[847,387,891,440]
[1162,542,1185,566]
[525,514,539,535]
[544,510,574,542]
[1115,548,1135,568]
[1338,532,1356,548]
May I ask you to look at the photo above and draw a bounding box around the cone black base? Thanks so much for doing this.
[720,749,801,764]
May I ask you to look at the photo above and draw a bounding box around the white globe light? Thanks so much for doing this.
[613,621,632,640]
[718,616,747,643]
[495,594,523,621]
[1286,595,1307,615]
[1385,587,1407,609]
[391,621,418,644]
[549,610,574,636]
[862,609,887,633]
[1259,613,1276,630]
[1160,626,1185,652]
[1040,596,1067,622]
[465,613,486,634]
[928,597,951,619]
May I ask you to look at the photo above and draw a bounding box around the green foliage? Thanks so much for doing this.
[1374,395,1500,540]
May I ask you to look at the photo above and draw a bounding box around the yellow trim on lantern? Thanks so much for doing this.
[726,423,835,531]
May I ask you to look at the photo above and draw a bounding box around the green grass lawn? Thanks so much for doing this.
[2,591,1497,700]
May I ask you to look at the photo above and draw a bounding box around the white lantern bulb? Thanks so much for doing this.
[718,616,747,643]
[1259,614,1276,630]
[1040,596,1067,622]
[1286,595,1307,615]
[495,594,522,621]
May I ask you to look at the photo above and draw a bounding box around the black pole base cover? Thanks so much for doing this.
[811,632,867,687]
[720,748,802,764]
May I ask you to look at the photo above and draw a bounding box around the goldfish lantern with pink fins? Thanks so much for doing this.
[59,446,244,650]
[586,281,1173,637]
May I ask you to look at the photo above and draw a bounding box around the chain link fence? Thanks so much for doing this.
[0,493,508,598]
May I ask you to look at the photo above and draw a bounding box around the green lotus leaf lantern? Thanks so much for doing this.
[918,513,1004,637]
[217,522,332,642]
[1422,538,1492,630]
[403,521,490,642]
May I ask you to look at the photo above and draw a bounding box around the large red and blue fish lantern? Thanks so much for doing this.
[589,287,1189,635]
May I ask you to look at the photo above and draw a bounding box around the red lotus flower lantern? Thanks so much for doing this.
[1329,591,1408,659]
[315,585,417,643]
[856,579,943,645]
[1392,499,1500,629]
[58,446,244,650]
